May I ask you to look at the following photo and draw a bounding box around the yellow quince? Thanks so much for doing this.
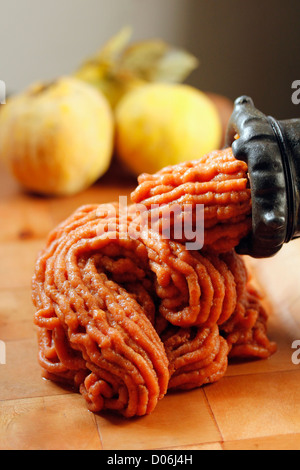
[0,76,114,196]
[114,82,222,176]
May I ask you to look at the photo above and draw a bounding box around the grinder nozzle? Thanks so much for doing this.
[225,95,300,258]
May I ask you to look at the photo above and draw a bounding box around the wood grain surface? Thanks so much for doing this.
[0,159,300,451]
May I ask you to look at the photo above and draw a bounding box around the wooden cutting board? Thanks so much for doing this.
[0,160,300,451]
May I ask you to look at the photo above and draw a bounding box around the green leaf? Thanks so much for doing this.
[119,39,199,82]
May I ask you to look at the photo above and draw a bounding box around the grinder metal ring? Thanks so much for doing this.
[225,95,300,258]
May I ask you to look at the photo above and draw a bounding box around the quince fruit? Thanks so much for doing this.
[114,82,222,175]
[0,76,114,196]
[75,27,199,110]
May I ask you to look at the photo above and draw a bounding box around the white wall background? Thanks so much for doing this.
[0,0,191,93]
[1,0,300,118]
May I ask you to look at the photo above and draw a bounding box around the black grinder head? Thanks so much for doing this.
[225,95,300,258]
